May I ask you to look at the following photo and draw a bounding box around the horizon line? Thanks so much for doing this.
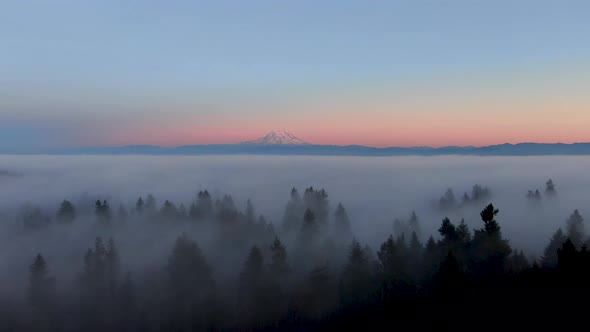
[5,141,590,154]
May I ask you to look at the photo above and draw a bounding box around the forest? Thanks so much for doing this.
[1,180,589,331]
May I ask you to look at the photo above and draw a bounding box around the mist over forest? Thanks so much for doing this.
[1,155,590,330]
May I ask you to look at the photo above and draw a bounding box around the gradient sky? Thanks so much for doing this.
[1,0,590,149]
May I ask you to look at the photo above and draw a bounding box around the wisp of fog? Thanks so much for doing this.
[1,154,590,329]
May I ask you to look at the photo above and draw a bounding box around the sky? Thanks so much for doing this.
[1,0,590,149]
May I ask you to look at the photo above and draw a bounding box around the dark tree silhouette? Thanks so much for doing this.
[480,203,500,234]
[408,211,421,238]
[216,194,239,224]
[57,200,76,223]
[18,204,50,230]
[241,246,264,286]
[95,200,111,223]
[160,200,179,219]
[299,209,319,244]
[542,228,567,268]
[340,240,373,306]
[462,192,470,204]
[29,254,55,311]
[269,237,291,278]
[28,254,56,331]
[282,188,304,233]
[435,251,464,296]
[438,218,458,243]
[145,194,157,213]
[303,187,329,226]
[457,219,471,244]
[439,188,456,210]
[189,190,213,220]
[135,197,144,213]
[566,209,584,248]
[471,184,491,202]
[7,185,590,330]
[238,246,275,327]
[545,179,556,195]
[166,234,216,330]
[301,263,337,320]
[377,235,407,281]
[471,204,511,276]
[333,202,353,242]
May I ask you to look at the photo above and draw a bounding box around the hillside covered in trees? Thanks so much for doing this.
[1,184,589,331]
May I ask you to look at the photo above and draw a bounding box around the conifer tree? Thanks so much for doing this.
[471,204,511,276]
[340,240,372,305]
[545,179,556,195]
[283,188,304,232]
[456,219,471,244]
[333,202,353,242]
[377,235,406,280]
[542,228,567,268]
[269,237,291,278]
[29,254,55,311]
[566,209,584,248]
[135,197,144,213]
[57,200,76,223]
[299,209,319,244]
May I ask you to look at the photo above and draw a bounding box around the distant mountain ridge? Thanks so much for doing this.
[8,142,590,156]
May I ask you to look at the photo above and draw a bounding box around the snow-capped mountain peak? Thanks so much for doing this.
[241,130,309,145]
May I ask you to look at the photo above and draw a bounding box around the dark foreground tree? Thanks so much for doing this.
[566,209,584,248]
[166,234,216,330]
[28,254,56,331]
[269,237,291,279]
[340,240,373,306]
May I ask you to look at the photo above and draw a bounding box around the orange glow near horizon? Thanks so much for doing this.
[77,65,590,148]
[104,107,590,148]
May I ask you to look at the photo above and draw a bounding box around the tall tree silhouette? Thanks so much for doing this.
[29,254,55,311]
[439,188,456,210]
[340,240,373,306]
[408,211,422,238]
[57,199,76,223]
[377,235,407,281]
[160,200,179,220]
[333,202,353,242]
[542,228,567,268]
[303,187,329,227]
[145,194,157,214]
[95,200,111,224]
[545,179,556,195]
[299,209,319,244]
[189,190,213,220]
[471,204,511,276]
[216,194,239,224]
[566,209,584,248]
[282,188,304,233]
[435,251,464,297]
[28,254,56,331]
[135,197,144,213]
[166,234,215,330]
[269,237,291,279]
[238,246,273,327]
[456,219,471,244]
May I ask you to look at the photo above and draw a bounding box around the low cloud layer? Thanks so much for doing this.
[1,155,588,253]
